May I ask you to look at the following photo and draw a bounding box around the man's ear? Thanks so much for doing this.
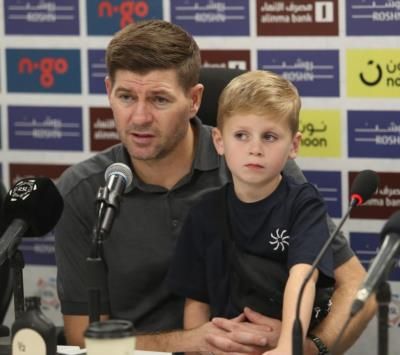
[212,127,224,156]
[105,76,112,99]
[289,132,302,159]
[188,83,204,117]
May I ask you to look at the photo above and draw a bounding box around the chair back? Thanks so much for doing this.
[197,67,246,127]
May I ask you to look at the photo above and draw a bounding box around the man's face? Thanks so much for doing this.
[106,69,202,162]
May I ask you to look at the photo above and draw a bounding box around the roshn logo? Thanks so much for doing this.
[347,49,400,97]
[98,0,149,28]
[9,179,37,201]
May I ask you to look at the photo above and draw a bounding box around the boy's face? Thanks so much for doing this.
[212,113,301,200]
[105,68,203,163]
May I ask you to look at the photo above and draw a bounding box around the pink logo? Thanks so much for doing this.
[18,57,68,88]
[98,0,149,28]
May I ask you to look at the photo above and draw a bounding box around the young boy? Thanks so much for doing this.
[167,70,334,354]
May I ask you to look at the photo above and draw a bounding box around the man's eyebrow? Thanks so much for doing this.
[114,87,130,93]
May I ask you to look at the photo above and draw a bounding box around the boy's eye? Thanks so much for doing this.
[234,132,248,140]
[263,133,277,141]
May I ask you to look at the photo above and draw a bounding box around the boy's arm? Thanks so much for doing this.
[264,264,318,355]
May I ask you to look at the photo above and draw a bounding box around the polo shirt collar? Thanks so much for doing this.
[115,116,221,192]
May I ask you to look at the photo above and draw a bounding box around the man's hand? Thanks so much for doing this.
[205,308,282,354]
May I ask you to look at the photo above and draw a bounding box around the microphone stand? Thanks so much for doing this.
[86,186,119,323]
[377,281,391,355]
[292,203,355,355]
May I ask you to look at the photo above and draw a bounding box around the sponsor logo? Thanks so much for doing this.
[171,0,249,36]
[258,50,339,97]
[87,0,162,35]
[257,0,338,36]
[347,49,400,97]
[349,171,400,219]
[4,0,80,35]
[7,49,81,93]
[201,50,250,70]
[346,0,400,35]
[88,49,107,94]
[90,107,120,151]
[350,232,400,282]
[348,110,400,158]
[8,106,83,151]
[303,170,342,218]
[299,110,341,157]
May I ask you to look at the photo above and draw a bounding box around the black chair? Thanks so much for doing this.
[0,181,13,336]
[197,67,246,127]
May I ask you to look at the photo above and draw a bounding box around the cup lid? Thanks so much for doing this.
[84,320,134,339]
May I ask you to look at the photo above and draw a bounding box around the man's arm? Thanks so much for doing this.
[136,321,269,353]
[305,255,377,355]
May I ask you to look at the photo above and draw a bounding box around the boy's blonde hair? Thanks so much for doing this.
[216,70,301,134]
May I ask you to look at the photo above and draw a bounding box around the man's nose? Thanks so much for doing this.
[131,101,153,125]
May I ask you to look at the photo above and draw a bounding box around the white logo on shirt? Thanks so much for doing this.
[269,228,290,252]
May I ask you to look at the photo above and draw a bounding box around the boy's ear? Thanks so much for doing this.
[289,132,302,159]
[212,127,224,156]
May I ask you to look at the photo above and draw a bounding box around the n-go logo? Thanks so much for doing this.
[18,57,68,88]
[98,0,149,28]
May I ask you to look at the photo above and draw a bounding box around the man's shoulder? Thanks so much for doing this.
[190,184,227,218]
[57,144,123,197]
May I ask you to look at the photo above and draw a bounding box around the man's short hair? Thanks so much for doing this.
[106,20,201,92]
[217,70,301,134]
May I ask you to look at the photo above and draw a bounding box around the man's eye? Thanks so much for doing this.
[118,94,132,102]
[153,96,169,105]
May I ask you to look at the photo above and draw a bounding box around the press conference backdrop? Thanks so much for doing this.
[0,1,399,353]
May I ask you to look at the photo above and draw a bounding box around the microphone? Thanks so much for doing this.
[351,210,400,317]
[292,170,379,355]
[0,177,64,266]
[349,169,380,207]
[95,162,133,237]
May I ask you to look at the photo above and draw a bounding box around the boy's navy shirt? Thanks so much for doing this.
[167,175,334,318]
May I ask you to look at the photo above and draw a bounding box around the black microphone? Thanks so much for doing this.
[350,210,400,317]
[292,170,379,355]
[349,169,380,207]
[0,177,64,266]
[96,162,133,237]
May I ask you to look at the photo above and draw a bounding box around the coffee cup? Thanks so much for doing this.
[84,319,135,355]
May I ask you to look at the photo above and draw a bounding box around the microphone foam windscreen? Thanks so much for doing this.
[105,162,133,192]
[381,210,400,238]
[350,170,379,203]
[2,177,64,237]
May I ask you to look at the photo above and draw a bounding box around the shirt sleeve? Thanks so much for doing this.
[167,209,209,303]
[283,160,354,268]
[287,185,334,287]
[55,176,110,315]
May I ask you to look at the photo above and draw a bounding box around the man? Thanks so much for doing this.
[55,20,375,354]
